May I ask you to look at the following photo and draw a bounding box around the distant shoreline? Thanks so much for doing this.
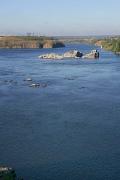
[0,35,120,54]
[0,36,65,49]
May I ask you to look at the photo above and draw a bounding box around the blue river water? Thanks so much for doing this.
[0,44,120,180]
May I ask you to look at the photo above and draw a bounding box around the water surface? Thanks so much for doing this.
[0,44,120,180]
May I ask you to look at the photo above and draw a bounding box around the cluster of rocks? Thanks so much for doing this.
[3,79,17,85]
[24,78,48,88]
[0,78,48,89]
[0,166,16,180]
[115,52,120,55]
[39,49,99,60]
[39,50,83,60]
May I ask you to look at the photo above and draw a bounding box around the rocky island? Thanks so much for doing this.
[39,49,99,60]
[0,36,65,49]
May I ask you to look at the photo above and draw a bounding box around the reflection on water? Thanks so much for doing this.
[0,44,120,180]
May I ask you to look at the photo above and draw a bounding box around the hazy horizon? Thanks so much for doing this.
[0,0,120,36]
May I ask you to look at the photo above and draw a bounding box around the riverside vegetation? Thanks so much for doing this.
[0,36,65,49]
[1,36,120,53]
[95,37,120,54]
[57,36,120,54]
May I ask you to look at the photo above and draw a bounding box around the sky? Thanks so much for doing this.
[0,0,120,36]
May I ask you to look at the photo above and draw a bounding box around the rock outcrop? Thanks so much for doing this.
[39,50,99,60]
[82,50,99,59]
[39,50,83,59]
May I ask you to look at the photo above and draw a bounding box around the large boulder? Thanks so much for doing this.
[82,50,99,59]
[63,50,83,58]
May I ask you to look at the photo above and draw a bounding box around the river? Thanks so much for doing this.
[0,44,120,180]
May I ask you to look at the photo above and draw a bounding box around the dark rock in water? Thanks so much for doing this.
[0,166,16,180]
[4,80,9,83]
[64,77,75,80]
[79,86,86,89]
[29,82,48,88]
[76,51,83,57]
[41,83,47,88]
[3,80,17,85]
[9,80,14,83]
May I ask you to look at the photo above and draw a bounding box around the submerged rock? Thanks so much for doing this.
[29,83,48,88]
[24,78,32,81]
[3,79,17,85]
[29,83,40,88]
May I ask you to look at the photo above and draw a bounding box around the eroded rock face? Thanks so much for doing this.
[43,40,65,48]
[43,41,53,48]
